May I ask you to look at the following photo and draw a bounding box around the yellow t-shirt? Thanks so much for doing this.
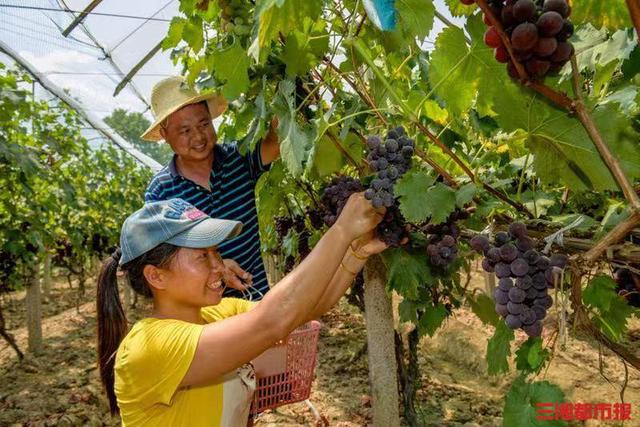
[114,298,256,427]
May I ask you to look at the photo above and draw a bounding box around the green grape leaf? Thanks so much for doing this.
[282,20,329,76]
[396,0,435,40]
[455,182,477,208]
[162,17,186,50]
[273,80,314,177]
[504,376,567,427]
[250,0,322,61]
[568,25,636,76]
[468,292,500,327]
[515,337,549,374]
[395,168,436,223]
[486,321,514,375]
[282,229,298,258]
[307,135,344,178]
[243,82,269,151]
[425,183,457,225]
[445,0,477,17]
[418,303,449,337]
[571,0,631,31]
[210,41,250,100]
[583,274,637,342]
[492,80,640,191]
[384,248,431,300]
[181,17,204,53]
[429,15,501,116]
[399,299,419,324]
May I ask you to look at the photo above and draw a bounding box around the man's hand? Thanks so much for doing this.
[222,259,253,291]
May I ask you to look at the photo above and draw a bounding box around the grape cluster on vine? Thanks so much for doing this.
[424,210,469,269]
[471,222,568,337]
[463,0,574,80]
[320,176,365,227]
[364,126,415,209]
[218,0,251,35]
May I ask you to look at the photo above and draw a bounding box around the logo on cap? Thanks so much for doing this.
[165,199,205,220]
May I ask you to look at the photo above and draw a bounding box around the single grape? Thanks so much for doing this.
[526,58,551,78]
[495,231,511,246]
[557,20,574,41]
[509,287,526,303]
[487,247,502,263]
[531,305,547,321]
[494,288,510,305]
[387,166,399,180]
[507,61,519,79]
[549,253,568,268]
[401,145,414,158]
[520,307,537,326]
[536,255,550,270]
[499,277,514,291]
[513,0,536,22]
[367,136,381,150]
[495,303,509,318]
[525,286,538,300]
[471,235,490,253]
[516,275,533,290]
[534,37,558,57]
[383,192,395,207]
[495,262,512,278]
[386,139,399,153]
[482,258,495,273]
[512,23,539,51]
[364,188,375,200]
[441,235,455,247]
[534,295,553,309]
[502,4,517,28]
[511,258,529,277]
[516,236,535,252]
[495,46,510,63]
[523,320,542,337]
[508,222,527,239]
[484,27,502,48]
[506,314,523,329]
[372,196,383,209]
[543,0,569,18]
[500,243,518,262]
[549,41,573,62]
[523,249,540,264]
[372,179,383,191]
[537,11,563,37]
[507,301,524,315]
[377,157,389,170]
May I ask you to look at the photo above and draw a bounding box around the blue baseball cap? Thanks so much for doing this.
[119,199,243,265]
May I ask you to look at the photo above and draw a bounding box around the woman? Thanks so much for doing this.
[97,194,386,426]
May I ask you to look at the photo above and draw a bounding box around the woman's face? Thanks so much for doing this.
[161,247,226,307]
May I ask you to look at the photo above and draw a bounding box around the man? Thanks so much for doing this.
[142,76,279,300]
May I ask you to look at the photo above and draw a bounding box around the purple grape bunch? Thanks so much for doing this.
[424,210,470,269]
[470,222,568,337]
[364,126,414,209]
[321,174,408,247]
[320,176,365,226]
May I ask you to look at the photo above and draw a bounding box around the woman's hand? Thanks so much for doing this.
[334,192,386,241]
[221,259,253,291]
[351,231,388,258]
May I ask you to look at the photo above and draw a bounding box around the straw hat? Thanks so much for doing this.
[141,76,227,141]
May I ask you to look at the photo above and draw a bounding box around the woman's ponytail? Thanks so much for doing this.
[96,248,126,415]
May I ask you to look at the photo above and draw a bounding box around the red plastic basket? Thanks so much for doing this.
[250,320,321,415]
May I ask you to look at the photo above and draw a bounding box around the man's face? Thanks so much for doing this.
[161,102,216,162]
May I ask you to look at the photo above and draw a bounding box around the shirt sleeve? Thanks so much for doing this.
[144,179,163,202]
[233,140,271,181]
[115,320,204,407]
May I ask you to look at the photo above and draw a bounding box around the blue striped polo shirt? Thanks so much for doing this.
[144,141,270,300]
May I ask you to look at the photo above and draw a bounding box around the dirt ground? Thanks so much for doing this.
[0,271,639,427]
